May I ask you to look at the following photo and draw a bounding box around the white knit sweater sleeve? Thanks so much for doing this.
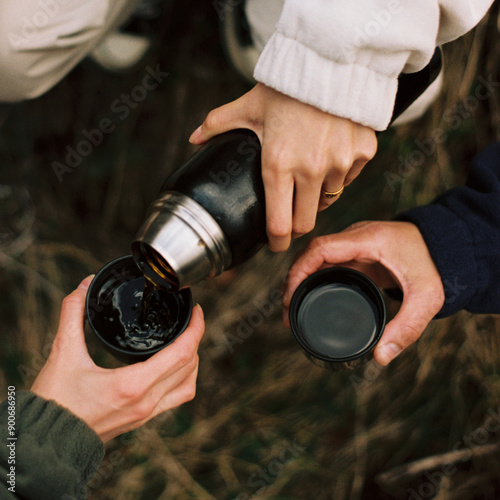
[253,0,494,131]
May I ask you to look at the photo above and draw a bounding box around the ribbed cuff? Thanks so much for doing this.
[253,32,398,131]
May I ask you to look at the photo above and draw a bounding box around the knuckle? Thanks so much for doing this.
[367,138,378,159]
[399,323,423,346]
[424,284,445,312]
[179,354,198,377]
[361,134,378,160]
[263,146,293,175]
[294,221,315,236]
[303,153,330,178]
[176,346,194,366]
[332,149,354,173]
[132,397,156,421]
[268,220,290,239]
[203,110,220,130]
[187,354,199,372]
[302,235,330,258]
[186,385,197,402]
[62,294,80,310]
[115,378,145,405]
[182,382,197,403]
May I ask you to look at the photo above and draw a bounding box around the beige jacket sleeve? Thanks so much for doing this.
[0,0,139,102]
[252,0,494,130]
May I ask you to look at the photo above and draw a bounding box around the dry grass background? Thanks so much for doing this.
[1,1,500,499]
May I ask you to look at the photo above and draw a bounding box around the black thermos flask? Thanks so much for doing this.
[132,129,267,291]
[132,47,443,291]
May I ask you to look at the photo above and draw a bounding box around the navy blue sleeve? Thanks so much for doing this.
[396,141,500,318]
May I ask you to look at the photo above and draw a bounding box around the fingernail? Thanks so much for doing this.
[189,125,202,144]
[78,274,95,290]
[377,343,402,365]
[195,303,204,319]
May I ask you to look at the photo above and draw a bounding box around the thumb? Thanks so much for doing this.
[189,96,259,144]
[53,275,94,354]
[374,294,437,366]
[172,303,205,349]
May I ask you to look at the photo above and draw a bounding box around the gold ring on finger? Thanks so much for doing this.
[321,186,344,199]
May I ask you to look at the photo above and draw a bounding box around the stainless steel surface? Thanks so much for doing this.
[132,192,232,289]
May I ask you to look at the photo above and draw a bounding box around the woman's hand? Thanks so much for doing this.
[282,221,445,366]
[31,276,205,442]
[190,83,377,252]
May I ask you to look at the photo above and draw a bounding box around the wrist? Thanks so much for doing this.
[254,32,398,131]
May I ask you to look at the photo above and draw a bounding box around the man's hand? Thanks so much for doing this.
[282,221,445,366]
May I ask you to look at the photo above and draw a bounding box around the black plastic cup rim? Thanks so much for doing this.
[85,255,193,364]
[289,267,386,370]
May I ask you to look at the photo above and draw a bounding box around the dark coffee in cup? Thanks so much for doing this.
[86,255,192,364]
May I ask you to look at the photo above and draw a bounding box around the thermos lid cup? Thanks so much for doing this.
[289,267,386,370]
[86,255,193,364]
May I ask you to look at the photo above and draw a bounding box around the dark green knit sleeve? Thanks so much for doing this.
[0,390,104,500]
